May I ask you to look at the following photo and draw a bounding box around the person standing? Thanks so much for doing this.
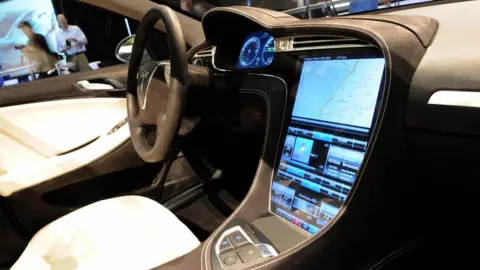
[16,21,57,79]
[55,14,91,72]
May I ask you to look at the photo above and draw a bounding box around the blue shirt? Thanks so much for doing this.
[349,0,379,13]
[55,25,88,56]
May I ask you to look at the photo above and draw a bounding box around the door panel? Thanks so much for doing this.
[0,97,129,197]
[0,64,131,197]
[0,98,126,156]
[0,64,149,235]
[0,63,202,237]
[0,65,128,107]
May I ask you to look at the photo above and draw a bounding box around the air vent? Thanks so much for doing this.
[276,36,373,52]
[191,46,214,67]
[193,46,214,58]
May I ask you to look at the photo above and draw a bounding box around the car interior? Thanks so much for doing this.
[1,0,479,269]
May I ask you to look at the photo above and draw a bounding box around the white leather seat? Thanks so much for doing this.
[11,196,200,270]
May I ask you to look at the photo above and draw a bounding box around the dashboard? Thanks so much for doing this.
[187,3,480,269]
[194,23,393,266]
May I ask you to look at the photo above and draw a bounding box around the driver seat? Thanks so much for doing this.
[11,196,200,270]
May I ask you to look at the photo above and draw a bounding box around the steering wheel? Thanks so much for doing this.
[127,6,208,163]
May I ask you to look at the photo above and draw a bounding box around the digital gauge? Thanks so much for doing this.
[238,37,260,67]
[262,37,275,65]
[236,31,275,69]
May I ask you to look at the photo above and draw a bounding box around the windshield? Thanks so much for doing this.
[157,0,436,19]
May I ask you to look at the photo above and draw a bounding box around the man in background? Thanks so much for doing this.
[55,14,91,72]
[16,21,57,79]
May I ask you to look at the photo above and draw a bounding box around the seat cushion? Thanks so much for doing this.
[11,196,200,270]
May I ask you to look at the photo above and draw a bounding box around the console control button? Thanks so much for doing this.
[236,244,262,263]
[227,231,249,248]
[220,252,239,266]
[219,237,234,253]
[257,244,274,257]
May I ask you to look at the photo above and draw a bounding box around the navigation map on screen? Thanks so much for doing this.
[292,57,385,128]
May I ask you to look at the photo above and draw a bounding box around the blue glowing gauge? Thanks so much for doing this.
[262,37,275,65]
[238,36,260,67]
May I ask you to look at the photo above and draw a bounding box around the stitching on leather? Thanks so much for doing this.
[368,240,422,270]
[200,15,394,270]
[201,76,288,270]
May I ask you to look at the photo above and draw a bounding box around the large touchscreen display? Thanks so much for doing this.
[270,54,385,234]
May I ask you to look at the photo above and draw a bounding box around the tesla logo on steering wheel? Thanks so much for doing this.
[138,71,149,86]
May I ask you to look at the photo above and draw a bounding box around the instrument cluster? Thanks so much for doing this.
[236,31,275,69]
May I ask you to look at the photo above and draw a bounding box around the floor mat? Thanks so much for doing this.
[175,195,227,241]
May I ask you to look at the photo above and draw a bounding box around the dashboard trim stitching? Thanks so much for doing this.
[201,74,288,270]
[201,22,393,270]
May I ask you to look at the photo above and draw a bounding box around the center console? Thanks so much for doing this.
[209,48,386,269]
[212,219,278,268]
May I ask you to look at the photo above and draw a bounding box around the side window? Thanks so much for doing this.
[0,0,138,88]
